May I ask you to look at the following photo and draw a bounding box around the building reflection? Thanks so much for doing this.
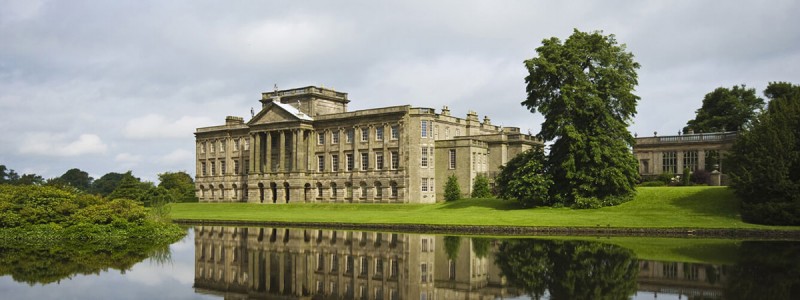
[193,226,727,299]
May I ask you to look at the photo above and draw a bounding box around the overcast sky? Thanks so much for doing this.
[1,0,798,182]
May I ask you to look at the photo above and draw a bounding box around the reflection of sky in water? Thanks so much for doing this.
[0,228,219,300]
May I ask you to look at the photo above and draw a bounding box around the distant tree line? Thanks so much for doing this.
[0,165,198,205]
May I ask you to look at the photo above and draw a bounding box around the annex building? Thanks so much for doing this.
[633,131,737,184]
[195,86,542,203]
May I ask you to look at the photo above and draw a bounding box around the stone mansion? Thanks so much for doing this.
[195,86,542,203]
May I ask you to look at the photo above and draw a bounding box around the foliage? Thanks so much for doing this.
[495,147,552,207]
[57,168,94,191]
[471,174,492,198]
[691,169,711,185]
[443,236,461,260]
[495,239,638,299]
[639,181,665,187]
[684,85,765,133]
[107,172,156,205]
[523,29,639,207]
[0,165,20,184]
[158,171,198,202]
[727,82,800,225]
[656,172,675,185]
[683,167,692,186]
[444,175,461,202]
[90,172,128,196]
[0,164,44,186]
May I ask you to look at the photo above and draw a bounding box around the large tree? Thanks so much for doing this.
[90,172,127,196]
[57,168,93,191]
[727,82,800,225]
[157,171,198,202]
[684,85,765,133]
[523,29,640,207]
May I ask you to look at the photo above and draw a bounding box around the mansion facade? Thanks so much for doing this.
[633,131,737,183]
[195,86,542,203]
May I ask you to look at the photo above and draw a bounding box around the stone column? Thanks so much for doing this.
[383,123,390,172]
[698,150,706,171]
[677,151,685,174]
[292,129,299,172]
[266,132,272,173]
[253,133,261,174]
[249,133,256,174]
[278,131,285,172]
[309,130,317,172]
[337,128,344,174]
[367,125,374,171]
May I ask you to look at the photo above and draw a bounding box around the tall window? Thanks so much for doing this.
[421,178,429,192]
[221,161,226,174]
[662,151,677,174]
[421,147,429,167]
[455,128,461,137]
[346,129,354,143]
[318,155,325,172]
[234,160,240,174]
[211,161,216,175]
[422,239,429,252]
[683,150,698,171]
[201,162,207,176]
[318,132,325,145]
[449,149,456,169]
[421,264,428,283]
[346,153,354,171]
[376,153,384,170]
[421,121,428,138]
[234,138,240,151]
[391,125,399,140]
[331,154,339,172]
[361,257,369,275]
[332,130,340,144]
[361,127,369,142]
[445,127,450,139]
[244,159,249,174]
[361,153,369,170]
[391,182,398,197]
[376,127,384,141]
[391,151,399,169]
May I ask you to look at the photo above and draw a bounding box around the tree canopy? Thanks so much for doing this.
[495,147,551,207]
[523,29,640,207]
[57,168,94,191]
[158,171,198,202]
[727,82,800,225]
[90,172,128,196]
[684,85,765,133]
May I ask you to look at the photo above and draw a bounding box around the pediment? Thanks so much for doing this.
[248,103,303,125]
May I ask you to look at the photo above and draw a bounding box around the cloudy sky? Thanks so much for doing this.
[1,0,798,182]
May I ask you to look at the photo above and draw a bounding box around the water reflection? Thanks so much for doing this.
[193,226,800,300]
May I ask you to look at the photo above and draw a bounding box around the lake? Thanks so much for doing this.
[1,226,798,299]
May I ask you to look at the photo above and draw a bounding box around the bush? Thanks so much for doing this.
[444,175,461,202]
[656,172,674,185]
[639,181,666,187]
[495,148,552,207]
[471,174,492,198]
[682,168,692,186]
[691,169,711,185]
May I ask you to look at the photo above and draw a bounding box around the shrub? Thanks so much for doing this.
[691,169,711,185]
[682,168,692,186]
[639,181,666,187]
[656,172,674,185]
[444,175,461,202]
[495,148,552,207]
[471,174,492,198]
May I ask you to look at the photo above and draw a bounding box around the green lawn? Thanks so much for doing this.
[170,186,799,231]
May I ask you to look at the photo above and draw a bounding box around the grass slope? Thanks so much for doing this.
[170,186,800,230]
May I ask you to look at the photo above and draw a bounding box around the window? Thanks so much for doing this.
[421,178,428,192]
[421,263,428,283]
[331,254,339,272]
[331,154,339,172]
[318,155,325,172]
[318,253,325,270]
[346,153,354,171]
[662,151,677,174]
[331,183,338,198]
[421,147,428,167]
[219,140,225,152]
[376,153,384,170]
[445,127,450,139]
[332,130,340,144]
[361,127,369,142]
[361,153,369,170]
[211,161,216,175]
[449,260,456,280]
[221,161,226,174]
[391,151,399,169]
[456,128,461,137]
[391,125,399,140]
[360,183,367,198]
[318,132,325,145]
[234,160,240,174]
[375,183,383,197]
[234,139,240,151]
[422,239,428,252]
[210,142,215,153]
[684,150,698,171]
[244,159,249,174]
[361,257,369,275]
[376,258,384,274]
[376,127,384,141]
[244,138,250,150]
[201,162,207,176]
[391,259,398,277]
[346,129,354,143]
[449,149,456,169]
[391,182,398,197]
[318,183,324,197]
[346,255,354,273]
[421,121,428,137]
[200,142,205,153]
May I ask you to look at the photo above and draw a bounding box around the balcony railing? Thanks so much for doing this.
[637,132,737,144]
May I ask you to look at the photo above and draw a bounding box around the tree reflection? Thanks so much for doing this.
[495,239,638,300]
[724,241,800,300]
[0,236,180,285]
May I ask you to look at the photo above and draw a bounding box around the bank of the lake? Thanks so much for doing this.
[170,186,800,237]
